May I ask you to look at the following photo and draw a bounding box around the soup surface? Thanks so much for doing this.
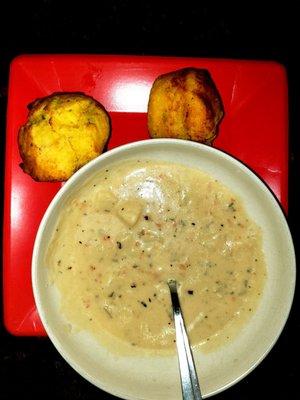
[46,160,266,353]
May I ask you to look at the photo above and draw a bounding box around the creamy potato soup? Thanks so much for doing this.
[46,160,266,353]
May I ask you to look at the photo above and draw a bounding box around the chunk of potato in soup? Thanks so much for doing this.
[46,160,266,353]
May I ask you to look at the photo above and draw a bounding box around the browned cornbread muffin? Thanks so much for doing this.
[148,68,224,144]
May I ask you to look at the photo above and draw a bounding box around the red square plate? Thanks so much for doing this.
[3,55,288,336]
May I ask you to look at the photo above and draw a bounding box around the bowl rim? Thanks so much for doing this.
[32,138,296,399]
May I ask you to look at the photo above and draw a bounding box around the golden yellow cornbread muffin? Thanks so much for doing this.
[18,93,111,181]
[148,68,224,144]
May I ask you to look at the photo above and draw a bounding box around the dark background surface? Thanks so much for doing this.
[0,1,298,399]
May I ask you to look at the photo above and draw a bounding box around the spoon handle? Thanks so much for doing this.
[169,281,203,400]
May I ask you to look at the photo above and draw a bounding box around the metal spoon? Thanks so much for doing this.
[168,279,203,400]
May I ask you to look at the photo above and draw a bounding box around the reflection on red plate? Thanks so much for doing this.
[3,55,288,336]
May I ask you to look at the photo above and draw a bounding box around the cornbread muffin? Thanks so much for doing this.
[18,93,111,181]
[148,68,224,144]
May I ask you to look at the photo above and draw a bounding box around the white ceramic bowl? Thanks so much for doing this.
[32,139,296,399]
